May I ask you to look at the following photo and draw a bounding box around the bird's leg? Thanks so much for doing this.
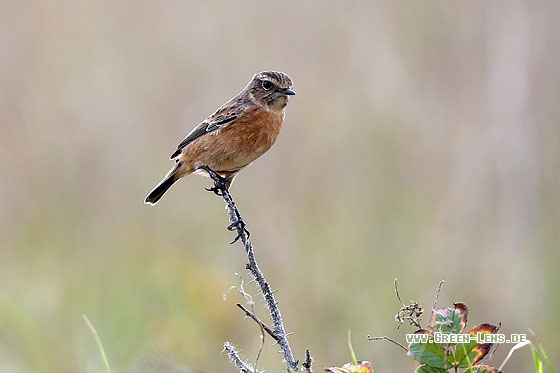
[198,165,228,196]
[197,165,250,243]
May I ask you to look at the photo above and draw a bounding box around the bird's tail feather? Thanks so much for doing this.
[144,164,182,205]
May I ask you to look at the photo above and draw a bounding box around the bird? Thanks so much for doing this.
[145,71,295,205]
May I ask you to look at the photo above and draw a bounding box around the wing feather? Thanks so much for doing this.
[170,103,245,159]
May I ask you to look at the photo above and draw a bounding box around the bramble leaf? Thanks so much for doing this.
[457,323,500,367]
[408,330,447,368]
[429,302,468,334]
[415,364,448,373]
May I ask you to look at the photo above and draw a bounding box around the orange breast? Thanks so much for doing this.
[179,106,285,174]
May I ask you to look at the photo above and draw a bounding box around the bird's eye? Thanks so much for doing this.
[261,80,273,90]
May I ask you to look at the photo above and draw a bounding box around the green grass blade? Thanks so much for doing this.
[82,314,111,373]
[536,340,555,373]
[348,329,358,365]
[531,344,544,373]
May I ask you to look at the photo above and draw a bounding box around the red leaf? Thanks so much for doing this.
[465,323,501,364]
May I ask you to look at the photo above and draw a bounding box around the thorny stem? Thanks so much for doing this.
[205,169,299,372]
[366,335,408,352]
[237,303,279,344]
[223,342,262,373]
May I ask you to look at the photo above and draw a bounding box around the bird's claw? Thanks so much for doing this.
[205,185,224,196]
[197,165,248,243]
[228,219,250,244]
[198,166,228,195]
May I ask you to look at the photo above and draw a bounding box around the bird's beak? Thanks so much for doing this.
[281,88,296,96]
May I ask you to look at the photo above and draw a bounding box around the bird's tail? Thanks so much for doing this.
[144,163,183,205]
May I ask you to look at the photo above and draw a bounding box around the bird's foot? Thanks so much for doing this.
[197,165,249,243]
[198,166,228,196]
[228,218,250,244]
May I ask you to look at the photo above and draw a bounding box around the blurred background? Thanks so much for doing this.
[1,1,559,372]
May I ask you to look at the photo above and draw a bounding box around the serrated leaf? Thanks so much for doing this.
[415,364,448,373]
[408,330,446,368]
[429,302,468,334]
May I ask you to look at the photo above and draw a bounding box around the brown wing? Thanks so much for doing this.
[170,102,246,159]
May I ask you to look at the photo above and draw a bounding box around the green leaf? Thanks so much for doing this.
[408,330,447,368]
[415,364,448,373]
[454,340,481,368]
[430,302,468,334]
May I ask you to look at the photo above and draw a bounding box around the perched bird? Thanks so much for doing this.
[145,71,295,205]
